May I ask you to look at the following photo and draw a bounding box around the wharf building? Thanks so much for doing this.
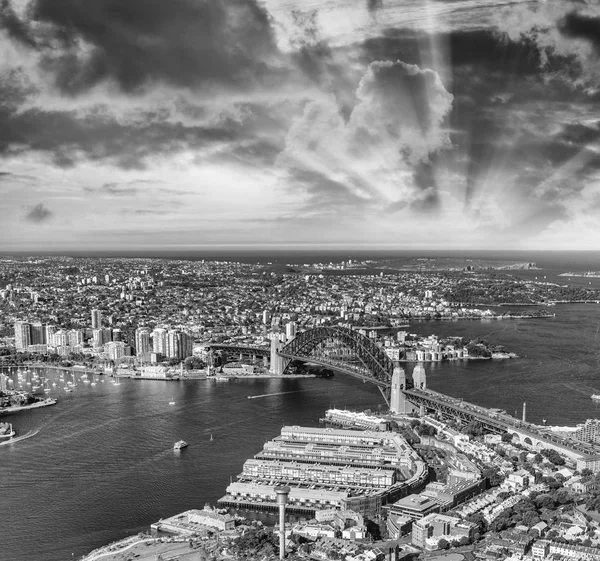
[323,409,390,431]
[218,425,428,518]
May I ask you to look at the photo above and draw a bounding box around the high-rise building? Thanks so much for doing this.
[30,323,46,345]
[45,325,57,345]
[91,309,102,329]
[285,321,297,341]
[53,330,68,347]
[135,328,151,358]
[106,341,127,361]
[68,329,84,347]
[152,327,167,355]
[166,330,193,360]
[92,328,112,348]
[262,310,269,325]
[14,322,31,350]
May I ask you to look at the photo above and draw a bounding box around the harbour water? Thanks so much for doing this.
[2,303,600,560]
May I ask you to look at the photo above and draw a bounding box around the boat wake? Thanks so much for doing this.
[0,429,39,447]
[247,390,310,400]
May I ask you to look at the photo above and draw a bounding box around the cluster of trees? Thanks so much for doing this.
[0,349,96,368]
[410,419,437,437]
[540,448,566,466]
[230,527,279,559]
[583,472,600,512]
[443,275,600,305]
[183,356,206,370]
[462,420,486,438]
[465,342,492,358]
[467,487,576,535]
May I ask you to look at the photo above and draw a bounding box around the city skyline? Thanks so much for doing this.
[1,0,600,250]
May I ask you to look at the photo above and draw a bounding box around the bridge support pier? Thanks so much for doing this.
[391,366,409,414]
[270,336,290,375]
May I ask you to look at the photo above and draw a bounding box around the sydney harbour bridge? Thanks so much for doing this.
[204,325,473,419]
[203,326,598,462]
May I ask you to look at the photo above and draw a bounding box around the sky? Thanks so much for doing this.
[1,0,600,251]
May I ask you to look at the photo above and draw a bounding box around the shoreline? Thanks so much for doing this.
[0,397,57,416]
[129,373,319,381]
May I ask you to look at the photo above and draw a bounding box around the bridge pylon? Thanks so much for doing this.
[412,363,427,390]
[390,366,409,414]
[270,335,290,375]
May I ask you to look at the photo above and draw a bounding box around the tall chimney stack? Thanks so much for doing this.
[275,486,290,559]
[522,402,527,423]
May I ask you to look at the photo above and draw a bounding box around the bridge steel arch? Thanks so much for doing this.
[278,326,396,388]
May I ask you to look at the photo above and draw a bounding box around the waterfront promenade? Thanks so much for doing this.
[80,534,190,561]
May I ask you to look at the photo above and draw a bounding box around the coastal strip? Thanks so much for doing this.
[0,397,57,416]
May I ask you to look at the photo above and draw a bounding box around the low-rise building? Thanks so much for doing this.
[387,494,440,521]
[411,513,476,549]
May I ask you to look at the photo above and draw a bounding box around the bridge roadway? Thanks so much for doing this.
[201,343,270,357]
[404,388,600,458]
[203,340,600,459]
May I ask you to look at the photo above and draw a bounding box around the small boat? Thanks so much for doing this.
[174,440,188,450]
[0,423,15,439]
[169,395,176,406]
[64,387,73,392]
[210,433,214,441]
[592,395,600,401]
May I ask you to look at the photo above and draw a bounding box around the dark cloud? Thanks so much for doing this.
[101,182,138,195]
[362,26,600,206]
[367,0,383,13]
[132,209,170,216]
[0,101,266,168]
[0,0,36,47]
[4,0,284,94]
[559,12,600,50]
[25,202,52,223]
[84,179,169,196]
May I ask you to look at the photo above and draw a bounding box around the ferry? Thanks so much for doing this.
[173,440,188,450]
[592,395,600,401]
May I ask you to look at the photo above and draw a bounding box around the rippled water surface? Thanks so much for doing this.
[3,303,600,560]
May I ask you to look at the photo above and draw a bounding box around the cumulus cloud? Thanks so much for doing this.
[279,59,453,211]
[24,202,52,223]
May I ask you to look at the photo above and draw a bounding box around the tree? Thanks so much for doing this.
[522,511,541,527]
[501,432,513,443]
[458,536,471,546]
[466,512,487,533]
[463,421,485,437]
[482,465,503,487]
[541,448,566,466]
[437,538,450,550]
[184,356,205,370]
